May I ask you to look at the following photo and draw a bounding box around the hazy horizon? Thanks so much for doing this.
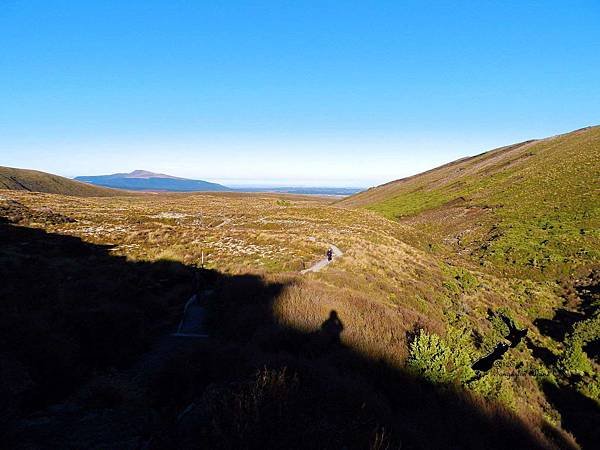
[11,123,595,189]
[2,2,599,186]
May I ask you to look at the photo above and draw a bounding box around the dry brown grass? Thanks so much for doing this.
[0,188,584,447]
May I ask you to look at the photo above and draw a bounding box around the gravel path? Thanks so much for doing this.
[172,289,213,338]
[301,244,343,274]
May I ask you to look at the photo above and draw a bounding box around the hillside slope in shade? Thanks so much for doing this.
[339,126,600,276]
[0,166,124,197]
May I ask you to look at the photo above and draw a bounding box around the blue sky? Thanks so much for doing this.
[1,1,599,187]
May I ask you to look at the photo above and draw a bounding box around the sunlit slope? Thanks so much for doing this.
[0,166,124,197]
[340,126,600,275]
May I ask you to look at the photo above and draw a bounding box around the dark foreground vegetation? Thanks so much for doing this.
[1,216,590,449]
[0,214,193,424]
[2,126,598,449]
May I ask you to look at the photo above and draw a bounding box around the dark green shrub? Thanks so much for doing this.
[442,265,480,296]
[488,308,521,339]
[557,313,599,377]
[407,328,475,384]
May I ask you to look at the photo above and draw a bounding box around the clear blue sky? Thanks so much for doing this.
[1,1,599,187]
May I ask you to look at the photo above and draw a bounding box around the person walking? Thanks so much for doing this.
[327,247,333,261]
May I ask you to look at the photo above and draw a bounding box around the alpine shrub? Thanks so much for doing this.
[407,329,475,385]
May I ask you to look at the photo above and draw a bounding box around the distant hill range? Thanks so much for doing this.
[234,186,363,196]
[0,166,123,197]
[76,170,231,192]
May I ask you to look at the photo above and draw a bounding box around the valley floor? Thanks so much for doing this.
[1,190,598,449]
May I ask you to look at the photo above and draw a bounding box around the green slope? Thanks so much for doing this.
[340,126,600,276]
[0,166,125,197]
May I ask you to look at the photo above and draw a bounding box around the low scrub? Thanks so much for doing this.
[407,328,475,384]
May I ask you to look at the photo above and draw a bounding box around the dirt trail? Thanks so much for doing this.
[214,218,231,228]
[301,244,343,274]
[175,243,344,334]
[174,242,343,339]
[11,244,345,447]
[172,289,212,338]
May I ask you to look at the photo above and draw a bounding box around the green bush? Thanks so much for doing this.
[571,313,600,343]
[407,328,475,384]
[575,376,600,402]
[490,314,510,338]
[557,338,594,377]
[557,313,599,377]
[442,265,480,296]
[488,308,521,339]
[469,373,516,409]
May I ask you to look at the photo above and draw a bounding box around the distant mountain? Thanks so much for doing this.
[0,166,123,197]
[76,170,231,192]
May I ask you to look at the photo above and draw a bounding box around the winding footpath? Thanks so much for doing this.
[175,244,343,338]
[13,244,345,448]
[301,244,343,274]
[172,290,213,338]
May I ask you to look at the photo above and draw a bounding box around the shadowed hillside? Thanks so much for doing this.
[1,181,597,448]
[0,166,125,197]
[1,218,578,449]
[339,126,600,277]
[0,214,195,422]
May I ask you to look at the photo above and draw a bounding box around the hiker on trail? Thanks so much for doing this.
[327,248,333,261]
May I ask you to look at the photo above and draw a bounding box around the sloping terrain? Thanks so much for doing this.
[76,170,231,192]
[340,126,600,277]
[2,128,598,448]
[0,166,123,197]
[2,189,595,448]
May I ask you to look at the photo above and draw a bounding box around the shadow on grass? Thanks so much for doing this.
[525,338,558,366]
[0,217,197,420]
[0,219,577,449]
[151,273,575,449]
[542,381,600,450]
[531,272,600,448]
[534,309,584,342]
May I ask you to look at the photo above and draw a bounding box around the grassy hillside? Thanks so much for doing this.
[340,126,600,277]
[2,189,597,448]
[2,133,598,448]
[0,166,125,197]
